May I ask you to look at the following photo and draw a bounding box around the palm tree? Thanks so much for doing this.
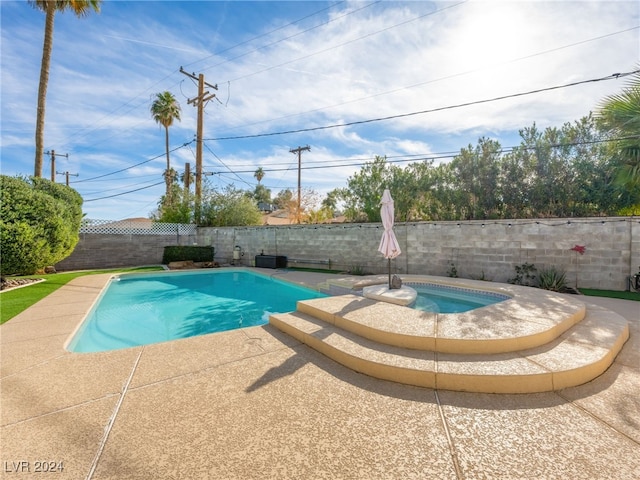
[30,0,102,177]
[596,67,640,195]
[254,167,265,184]
[151,91,182,203]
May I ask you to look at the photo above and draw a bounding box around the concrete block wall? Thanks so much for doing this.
[56,217,638,290]
[55,232,196,271]
[199,217,638,290]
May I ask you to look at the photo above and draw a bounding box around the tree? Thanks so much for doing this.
[252,184,272,205]
[274,189,294,210]
[596,67,640,199]
[450,138,502,220]
[344,156,390,222]
[292,188,321,223]
[322,188,347,216]
[254,167,265,184]
[200,185,262,227]
[151,91,182,204]
[1,176,83,274]
[152,172,194,224]
[30,0,101,177]
[305,206,334,224]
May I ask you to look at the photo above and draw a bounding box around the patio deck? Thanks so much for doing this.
[1,269,639,479]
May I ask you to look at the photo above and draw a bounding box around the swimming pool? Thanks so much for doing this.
[67,269,327,353]
[407,283,509,313]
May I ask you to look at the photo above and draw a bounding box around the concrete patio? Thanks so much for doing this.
[1,269,639,479]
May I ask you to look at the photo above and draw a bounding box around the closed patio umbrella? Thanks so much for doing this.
[378,189,401,289]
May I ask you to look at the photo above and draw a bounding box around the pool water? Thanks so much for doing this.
[67,269,326,353]
[408,283,509,313]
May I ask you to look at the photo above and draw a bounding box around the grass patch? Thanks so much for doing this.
[579,289,640,301]
[0,266,163,325]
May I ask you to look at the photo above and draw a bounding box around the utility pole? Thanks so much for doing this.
[56,171,78,186]
[45,150,68,182]
[179,67,217,221]
[184,162,191,192]
[290,145,310,224]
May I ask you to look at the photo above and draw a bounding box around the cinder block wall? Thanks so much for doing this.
[56,217,638,290]
[199,217,638,290]
[55,232,196,271]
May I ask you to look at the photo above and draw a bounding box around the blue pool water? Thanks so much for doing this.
[407,283,509,313]
[67,269,326,353]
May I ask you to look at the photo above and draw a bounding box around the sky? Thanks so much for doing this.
[1,0,639,220]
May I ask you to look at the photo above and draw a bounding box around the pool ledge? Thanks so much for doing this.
[362,285,417,306]
[271,275,630,393]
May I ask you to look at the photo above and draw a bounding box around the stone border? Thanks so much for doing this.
[0,278,46,293]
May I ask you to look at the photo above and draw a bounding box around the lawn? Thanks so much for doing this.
[579,288,640,301]
[0,267,164,324]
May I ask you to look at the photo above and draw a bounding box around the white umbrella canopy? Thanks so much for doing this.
[378,189,401,288]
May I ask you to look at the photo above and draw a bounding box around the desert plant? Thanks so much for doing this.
[349,265,366,276]
[447,262,458,278]
[508,263,537,286]
[537,267,569,292]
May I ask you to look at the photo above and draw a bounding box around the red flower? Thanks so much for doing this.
[570,245,586,255]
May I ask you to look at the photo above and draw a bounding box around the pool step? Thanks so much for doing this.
[294,294,587,355]
[269,298,629,393]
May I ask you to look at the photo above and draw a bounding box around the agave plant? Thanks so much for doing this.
[537,267,568,292]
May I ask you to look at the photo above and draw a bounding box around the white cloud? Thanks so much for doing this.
[1,0,638,219]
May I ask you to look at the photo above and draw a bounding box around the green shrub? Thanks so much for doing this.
[0,176,83,275]
[508,263,537,286]
[162,246,214,264]
[537,267,569,292]
[447,262,458,278]
[348,265,366,276]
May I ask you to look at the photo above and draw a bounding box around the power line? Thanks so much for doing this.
[79,176,164,195]
[202,141,253,188]
[79,134,633,198]
[83,181,165,202]
[222,26,639,133]
[78,132,633,203]
[71,140,194,183]
[205,70,639,141]
[203,135,637,176]
[65,2,353,152]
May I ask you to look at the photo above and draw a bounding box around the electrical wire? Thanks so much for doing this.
[205,70,639,141]
[71,140,194,183]
[204,134,639,177]
[68,1,354,151]
[219,25,640,133]
[78,176,164,196]
[83,181,166,202]
[202,142,253,188]
[76,133,634,204]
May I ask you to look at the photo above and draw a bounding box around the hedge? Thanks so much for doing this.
[162,246,215,264]
[1,176,83,275]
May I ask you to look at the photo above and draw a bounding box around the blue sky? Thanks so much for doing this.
[1,0,638,220]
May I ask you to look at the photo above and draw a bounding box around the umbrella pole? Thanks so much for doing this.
[388,258,391,289]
